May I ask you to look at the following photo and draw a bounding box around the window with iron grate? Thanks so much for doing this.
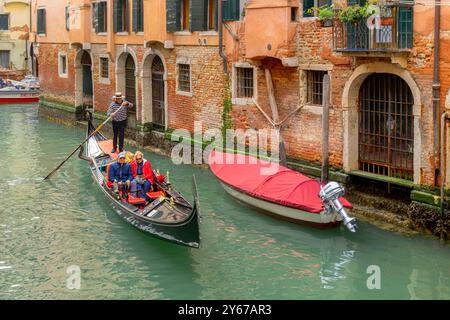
[178,64,191,93]
[306,70,326,105]
[100,57,109,79]
[236,67,254,98]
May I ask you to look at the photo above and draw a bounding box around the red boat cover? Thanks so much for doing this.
[209,151,352,214]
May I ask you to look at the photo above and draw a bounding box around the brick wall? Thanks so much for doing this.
[36,43,76,105]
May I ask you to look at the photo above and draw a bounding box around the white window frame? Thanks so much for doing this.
[58,52,68,78]
[176,57,192,96]
[99,55,110,84]
[299,64,333,111]
[232,62,257,106]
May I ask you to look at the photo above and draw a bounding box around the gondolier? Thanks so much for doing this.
[107,92,133,153]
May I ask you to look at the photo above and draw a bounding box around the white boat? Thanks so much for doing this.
[209,150,357,232]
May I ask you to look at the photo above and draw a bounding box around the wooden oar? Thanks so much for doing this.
[43,106,124,181]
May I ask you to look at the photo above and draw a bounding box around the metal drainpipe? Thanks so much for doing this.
[218,0,228,74]
[440,111,449,241]
[433,0,441,185]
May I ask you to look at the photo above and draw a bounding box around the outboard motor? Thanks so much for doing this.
[320,182,357,232]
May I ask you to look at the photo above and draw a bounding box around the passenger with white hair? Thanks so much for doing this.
[130,151,154,200]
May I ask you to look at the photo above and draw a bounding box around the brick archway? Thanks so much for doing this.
[115,47,139,121]
[342,62,422,184]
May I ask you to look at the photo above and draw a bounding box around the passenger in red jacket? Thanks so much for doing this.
[130,151,154,199]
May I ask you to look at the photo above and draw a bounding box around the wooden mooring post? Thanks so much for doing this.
[321,74,330,183]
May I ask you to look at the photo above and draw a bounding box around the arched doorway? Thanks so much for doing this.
[151,55,165,129]
[358,73,414,180]
[81,51,93,104]
[125,55,136,108]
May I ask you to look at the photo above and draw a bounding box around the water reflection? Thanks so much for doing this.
[0,105,450,299]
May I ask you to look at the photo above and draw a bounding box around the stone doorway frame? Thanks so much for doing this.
[342,62,422,185]
[74,49,94,111]
[141,48,168,129]
[115,46,139,120]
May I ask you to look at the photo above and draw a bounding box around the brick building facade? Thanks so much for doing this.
[31,0,450,195]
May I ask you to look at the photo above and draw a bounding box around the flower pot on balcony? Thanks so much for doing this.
[381,17,394,26]
[320,19,333,28]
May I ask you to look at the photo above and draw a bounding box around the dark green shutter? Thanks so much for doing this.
[124,0,128,32]
[166,0,181,32]
[190,0,207,31]
[398,5,413,49]
[132,0,138,32]
[97,2,106,33]
[132,0,143,32]
[37,9,46,34]
[113,0,120,32]
[222,0,240,21]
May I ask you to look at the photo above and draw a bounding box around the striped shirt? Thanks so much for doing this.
[107,101,133,122]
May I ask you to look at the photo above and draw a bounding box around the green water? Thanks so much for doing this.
[1,105,450,300]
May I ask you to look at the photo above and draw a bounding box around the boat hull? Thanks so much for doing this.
[0,91,40,104]
[221,182,343,229]
[92,167,200,248]
[82,116,200,248]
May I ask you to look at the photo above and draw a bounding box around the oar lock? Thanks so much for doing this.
[319,181,358,233]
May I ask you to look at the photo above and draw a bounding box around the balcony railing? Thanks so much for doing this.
[332,3,413,52]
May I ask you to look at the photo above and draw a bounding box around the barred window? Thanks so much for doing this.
[100,57,109,79]
[236,67,254,98]
[178,64,191,92]
[306,70,327,105]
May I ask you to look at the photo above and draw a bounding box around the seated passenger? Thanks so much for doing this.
[108,152,136,196]
[130,151,154,199]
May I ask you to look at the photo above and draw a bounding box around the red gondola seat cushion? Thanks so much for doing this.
[147,191,165,200]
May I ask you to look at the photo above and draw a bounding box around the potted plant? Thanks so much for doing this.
[307,5,336,27]
[337,0,378,24]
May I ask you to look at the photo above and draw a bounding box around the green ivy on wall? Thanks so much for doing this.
[222,77,233,140]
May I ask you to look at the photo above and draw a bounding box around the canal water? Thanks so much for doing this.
[1,105,450,300]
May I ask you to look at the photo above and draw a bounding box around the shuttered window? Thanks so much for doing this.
[166,0,218,32]
[0,14,9,31]
[0,51,10,69]
[113,0,128,33]
[93,1,107,33]
[37,8,46,35]
[132,0,144,32]
[166,0,181,32]
[222,0,240,21]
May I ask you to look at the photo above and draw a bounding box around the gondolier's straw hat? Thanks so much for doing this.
[113,92,123,99]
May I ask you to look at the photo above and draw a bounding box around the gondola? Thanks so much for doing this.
[209,150,357,232]
[78,115,201,248]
